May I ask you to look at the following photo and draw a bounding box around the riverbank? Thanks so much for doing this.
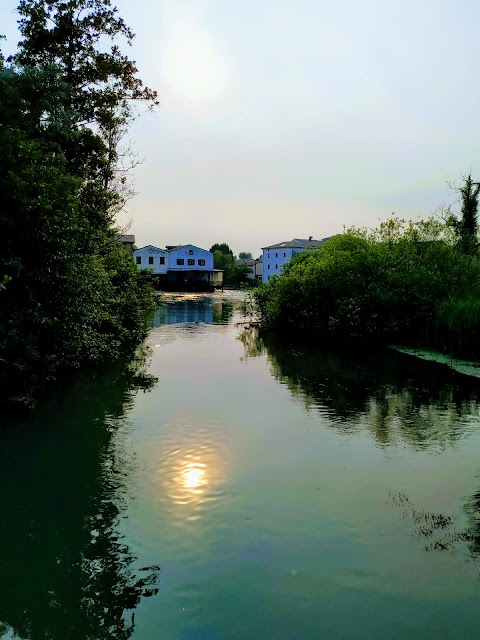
[251,218,480,361]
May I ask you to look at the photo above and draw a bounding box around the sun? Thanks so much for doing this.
[162,23,229,101]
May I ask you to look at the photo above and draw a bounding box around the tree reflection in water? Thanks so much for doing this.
[464,490,480,561]
[0,352,160,640]
[239,326,480,450]
[240,326,480,570]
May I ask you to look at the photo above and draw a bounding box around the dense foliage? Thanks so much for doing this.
[253,217,480,358]
[0,0,158,410]
[210,242,253,286]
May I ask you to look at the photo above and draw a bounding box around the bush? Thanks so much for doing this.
[252,217,480,357]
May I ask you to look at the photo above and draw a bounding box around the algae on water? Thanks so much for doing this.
[390,345,480,379]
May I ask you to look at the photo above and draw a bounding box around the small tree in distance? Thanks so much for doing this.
[209,243,254,286]
[210,243,234,258]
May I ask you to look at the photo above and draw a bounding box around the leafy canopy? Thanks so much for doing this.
[0,0,158,409]
[13,0,159,126]
[253,216,480,358]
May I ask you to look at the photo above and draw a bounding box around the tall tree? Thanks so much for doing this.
[13,0,158,206]
[0,1,158,409]
[13,0,158,126]
[448,174,480,255]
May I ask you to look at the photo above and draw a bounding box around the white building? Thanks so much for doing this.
[134,245,168,274]
[133,243,222,290]
[262,237,330,283]
[167,244,213,271]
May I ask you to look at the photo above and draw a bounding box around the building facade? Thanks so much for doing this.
[134,245,168,274]
[133,243,222,291]
[262,237,330,283]
[167,245,214,271]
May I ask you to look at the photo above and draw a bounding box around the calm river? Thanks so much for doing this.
[2,292,480,639]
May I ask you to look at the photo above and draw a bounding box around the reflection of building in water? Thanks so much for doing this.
[151,303,214,326]
[150,298,234,328]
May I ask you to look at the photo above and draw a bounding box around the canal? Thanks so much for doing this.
[1,292,480,639]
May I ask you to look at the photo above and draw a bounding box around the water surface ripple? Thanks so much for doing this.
[2,292,480,639]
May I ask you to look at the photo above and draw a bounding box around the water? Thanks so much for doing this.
[2,292,480,639]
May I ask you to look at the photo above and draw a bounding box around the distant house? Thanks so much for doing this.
[168,244,213,271]
[133,243,223,291]
[235,257,262,282]
[261,237,330,283]
[254,255,262,281]
[134,245,168,274]
[118,234,135,253]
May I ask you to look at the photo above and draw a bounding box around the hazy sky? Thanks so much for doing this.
[2,0,480,256]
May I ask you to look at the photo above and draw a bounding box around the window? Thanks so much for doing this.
[188,259,195,266]
[275,252,278,257]
[136,256,141,264]
[189,249,194,255]
[268,253,270,258]
[148,256,154,265]
[268,264,270,270]
[177,258,184,265]
[276,264,278,269]
[284,252,286,257]
[198,259,205,266]
[159,256,165,265]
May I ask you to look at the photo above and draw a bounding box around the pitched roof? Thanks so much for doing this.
[261,237,330,250]
[134,245,167,253]
[118,234,135,243]
[166,244,210,253]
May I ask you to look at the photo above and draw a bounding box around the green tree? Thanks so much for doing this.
[252,217,480,358]
[239,251,253,260]
[0,1,158,409]
[209,243,256,286]
[13,0,158,212]
[13,0,158,124]
[447,174,480,255]
[210,243,234,283]
[231,262,252,286]
[212,250,235,280]
[210,243,234,258]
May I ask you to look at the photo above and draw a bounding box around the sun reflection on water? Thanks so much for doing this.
[157,432,227,521]
[178,462,207,491]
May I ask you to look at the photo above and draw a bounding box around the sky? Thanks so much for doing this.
[2,0,480,256]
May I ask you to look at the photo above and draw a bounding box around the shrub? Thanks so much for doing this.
[253,217,480,357]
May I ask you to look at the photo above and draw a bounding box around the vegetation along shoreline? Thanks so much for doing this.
[249,175,480,364]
